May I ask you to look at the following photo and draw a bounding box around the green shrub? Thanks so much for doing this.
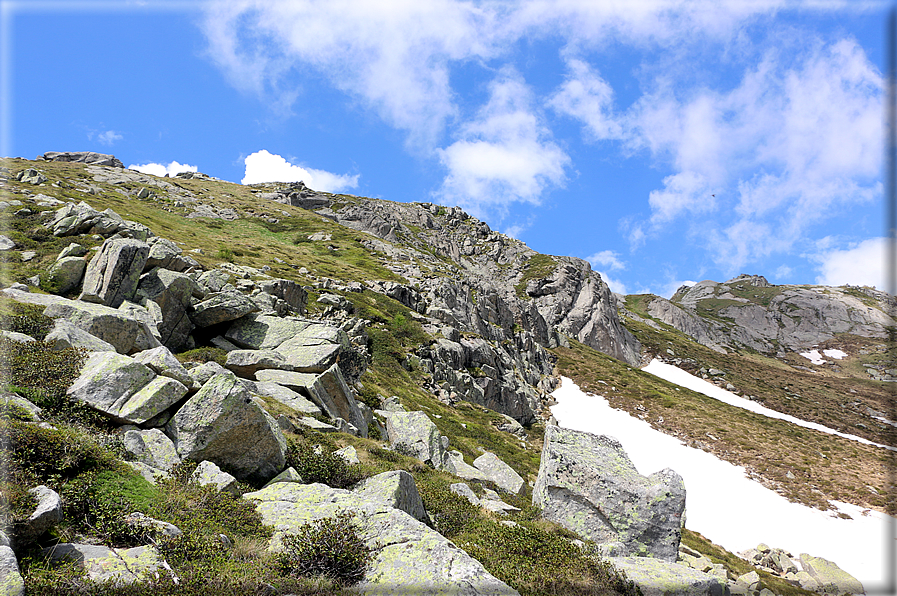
[414,470,479,538]
[176,346,228,366]
[216,247,234,262]
[278,510,371,586]
[285,443,366,489]
[0,340,90,420]
[0,299,53,340]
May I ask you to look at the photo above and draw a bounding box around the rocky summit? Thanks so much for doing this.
[0,154,882,595]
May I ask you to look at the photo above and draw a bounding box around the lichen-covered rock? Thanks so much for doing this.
[41,543,174,585]
[2,289,160,354]
[610,557,727,596]
[170,372,287,484]
[44,319,117,352]
[190,460,240,495]
[446,451,490,482]
[190,291,259,327]
[799,553,864,595]
[353,470,428,523]
[335,445,361,465]
[473,452,525,495]
[315,365,366,437]
[259,278,307,314]
[45,256,86,294]
[273,339,341,373]
[122,428,181,472]
[243,482,518,595]
[225,314,326,350]
[225,349,292,378]
[382,411,450,470]
[116,376,188,424]
[131,345,194,388]
[13,486,63,552]
[239,379,321,415]
[79,238,150,308]
[136,268,197,351]
[532,426,686,561]
[66,352,157,422]
[0,543,24,596]
[144,237,200,273]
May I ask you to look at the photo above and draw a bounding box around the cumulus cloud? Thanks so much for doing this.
[596,270,628,295]
[549,58,623,141]
[586,250,625,271]
[129,161,198,177]
[241,149,359,192]
[434,71,568,216]
[812,237,890,291]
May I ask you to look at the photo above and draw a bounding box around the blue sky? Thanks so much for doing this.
[2,0,890,296]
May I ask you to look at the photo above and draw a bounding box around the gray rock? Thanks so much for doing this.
[58,242,87,259]
[446,451,490,482]
[122,428,181,472]
[117,300,164,350]
[116,376,188,424]
[382,411,450,470]
[131,345,194,388]
[352,470,428,523]
[0,544,24,596]
[196,269,230,294]
[0,331,34,344]
[136,268,197,351]
[225,314,330,350]
[190,460,240,496]
[479,488,520,515]
[79,238,150,307]
[244,482,518,595]
[297,416,338,432]
[48,201,152,239]
[240,380,321,415]
[125,462,169,484]
[610,557,727,596]
[66,351,157,422]
[40,151,124,167]
[13,486,63,551]
[41,543,174,585]
[123,512,182,539]
[799,553,864,595]
[188,360,230,386]
[335,445,361,465]
[264,467,303,487]
[144,237,199,272]
[45,256,86,294]
[17,168,47,185]
[450,482,481,506]
[473,451,525,495]
[0,236,13,251]
[274,338,341,373]
[190,291,259,327]
[532,426,686,561]
[44,318,116,353]
[259,278,307,314]
[225,349,292,378]
[0,392,42,421]
[315,365,367,438]
[170,372,287,484]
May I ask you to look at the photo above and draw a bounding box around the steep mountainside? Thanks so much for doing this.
[0,154,889,595]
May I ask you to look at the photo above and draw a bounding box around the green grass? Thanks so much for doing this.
[515,254,557,299]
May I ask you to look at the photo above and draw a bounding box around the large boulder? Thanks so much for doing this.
[190,291,259,327]
[122,428,181,472]
[382,411,450,470]
[190,460,240,496]
[798,554,864,595]
[12,486,63,552]
[169,372,287,484]
[225,314,342,350]
[79,238,150,308]
[259,278,307,314]
[532,426,686,561]
[3,288,160,354]
[144,237,200,273]
[131,345,194,388]
[239,379,321,415]
[610,557,727,596]
[43,319,116,352]
[225,349,292,378]
[273,337,341,372]
[41,543,173,585]
[136,268,198,351]
[244,482,518,595]
[0,539,24,596]
[473,452,525,495]
[39,151,124,167]
[44,256,87,294]
[352,470,429,524]
[66,352,160,423]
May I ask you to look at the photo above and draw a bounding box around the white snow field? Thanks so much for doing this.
[550,377,896,589]
[643,359,895,452]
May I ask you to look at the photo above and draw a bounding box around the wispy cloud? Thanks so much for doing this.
[96,130,123,146]
[241,149,358,192]
[586,250,625,271]
[434,70,568,217]
[129,161,198,177]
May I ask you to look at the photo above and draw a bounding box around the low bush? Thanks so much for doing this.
[176,346,228,366]
[0,299,54,340]
[285,443,366,489]
[278,510,371,586]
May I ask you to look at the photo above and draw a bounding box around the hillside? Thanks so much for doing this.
[0,153,888,595]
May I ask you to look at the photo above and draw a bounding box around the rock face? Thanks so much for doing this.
[532,426,686,561]
[381,411,450,470]
[39,151,124,168]
[352,470,429,524]
[799,554,864,595]
[640,275,897,355]
[79,238,150,308]
[244,482,518,595]
[169,372,287,484]
[610,557,727,596]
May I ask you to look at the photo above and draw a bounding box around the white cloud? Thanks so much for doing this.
[96,130,123,146]
[129,161,199,177]
[586,250,625,271]
[812,237,890,291]
[241,149,359,192]
[595,270,627,295]
[434,71,568,216]
[774,265,793,279]
[549,58,623,141]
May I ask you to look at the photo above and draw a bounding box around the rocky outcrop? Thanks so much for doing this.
[244,482,519,595]
[533,426,686,561]
[352,470,429,523]
[38,151,124,168]
[472,452,525,495]
[380,410,451,470]
[610,557,728,596]
[798,554,864,596]
[41,543,174,585]
[169,372,287,484]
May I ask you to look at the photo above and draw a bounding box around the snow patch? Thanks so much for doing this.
[800,349,825,365]
[642,359,895,452]
[550,377,894,587]
[823,348,847,360]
